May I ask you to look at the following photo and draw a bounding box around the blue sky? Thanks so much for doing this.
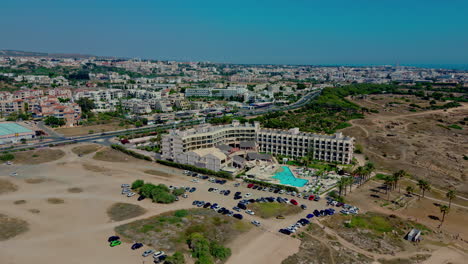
[2,0,467,65]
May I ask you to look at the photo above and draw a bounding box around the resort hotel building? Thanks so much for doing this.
[161,120,354,172]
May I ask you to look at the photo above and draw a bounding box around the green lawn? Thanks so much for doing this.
[248,202,302,219]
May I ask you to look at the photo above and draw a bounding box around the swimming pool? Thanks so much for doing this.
[272,166,308,187]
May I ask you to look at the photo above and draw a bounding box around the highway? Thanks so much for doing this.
[1,89,322,152]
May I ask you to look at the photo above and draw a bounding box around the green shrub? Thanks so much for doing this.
[164,251,185,264]
[131,179,144,189]
[172,188,186,196]
[448,124,462,130]
[174,210,189,218]
[209,241,231,260]
[0,153,15,161]
[354,144,363,154]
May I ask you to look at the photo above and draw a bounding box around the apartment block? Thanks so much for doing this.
[162,120,355,169]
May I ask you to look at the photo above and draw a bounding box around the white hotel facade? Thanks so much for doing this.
[162,120,354,170]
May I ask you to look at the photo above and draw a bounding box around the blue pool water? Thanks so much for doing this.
[272,166,308,187]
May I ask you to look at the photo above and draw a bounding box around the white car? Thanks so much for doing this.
[5,161,12,165]
[244,193,252,198]
[245,210,255,215]
[279,190,285,194]
[191,179,199,183]
[251,220,261,226]
[153,251,165,259]
[127,192,136,197]
[182,194,188,198]
[10,172,18,176]
[212,188,219,193]
[183,170,190,175]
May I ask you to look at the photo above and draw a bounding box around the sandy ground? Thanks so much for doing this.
[341,95,467,195]
[2,143,466,264]
[0,144,309,264]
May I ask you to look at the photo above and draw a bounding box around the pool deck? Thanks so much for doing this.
[246,164,309,190]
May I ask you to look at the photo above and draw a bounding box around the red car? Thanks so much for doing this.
[308,195,315,201]
[290,199,298,205]
[247,183,254,188]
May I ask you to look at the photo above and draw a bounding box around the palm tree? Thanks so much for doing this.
[439,205,450,228]
[338,178,346,196]
[446,189,456,208]
[417,180,431,199]
[406,185,414,195]
[353,166,365,186]
[364,162,375,182]
[393,170,407,192]
[347,176,354,193]
[384,176,393,200]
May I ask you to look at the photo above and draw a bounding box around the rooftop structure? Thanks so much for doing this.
[0,122,35,144]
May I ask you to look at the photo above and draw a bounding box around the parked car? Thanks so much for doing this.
[131,242,143,250]
[233,206,241,212]
[237,203,247,210]
[189,187,197,193]
[251,220,261,226]
[276,215,285,219]
[127,192,136,197]
[306,214,314,219]
[290,199,298,205]
[245,210,255,215]
[182,194,188,198]
[142,249,154,257]
[279,229,292,235]
[247,183,254,188]
[110,240,121,247]
[108,236,120,242]
[233,214,243,220]
[121,184,130,188]
[244,193,252,198]
[300,204,307,210]
[137,195,146,201]
[308,195,315,201]
[203,202,211,208]
[153,251,166,259]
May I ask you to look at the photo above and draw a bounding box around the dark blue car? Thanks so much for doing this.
[131,242,143,250]
[108,236,120,242]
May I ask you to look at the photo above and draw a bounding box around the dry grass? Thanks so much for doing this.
[67,187,83,193]
[107,202,147,222]
[343,96,468,195]
[247,203,302,219]
[71,144,101,156]
[0,179,18,195]
[55,122,130,136]
[47,198,65,204]
[115,208,251,252]
[13,149,65,164]
[143,169,175,178]
[93,148,135,163]
[82,163,109,173]
[0,213,29,241]
[13,200,27,205]
[24,178,46,184]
